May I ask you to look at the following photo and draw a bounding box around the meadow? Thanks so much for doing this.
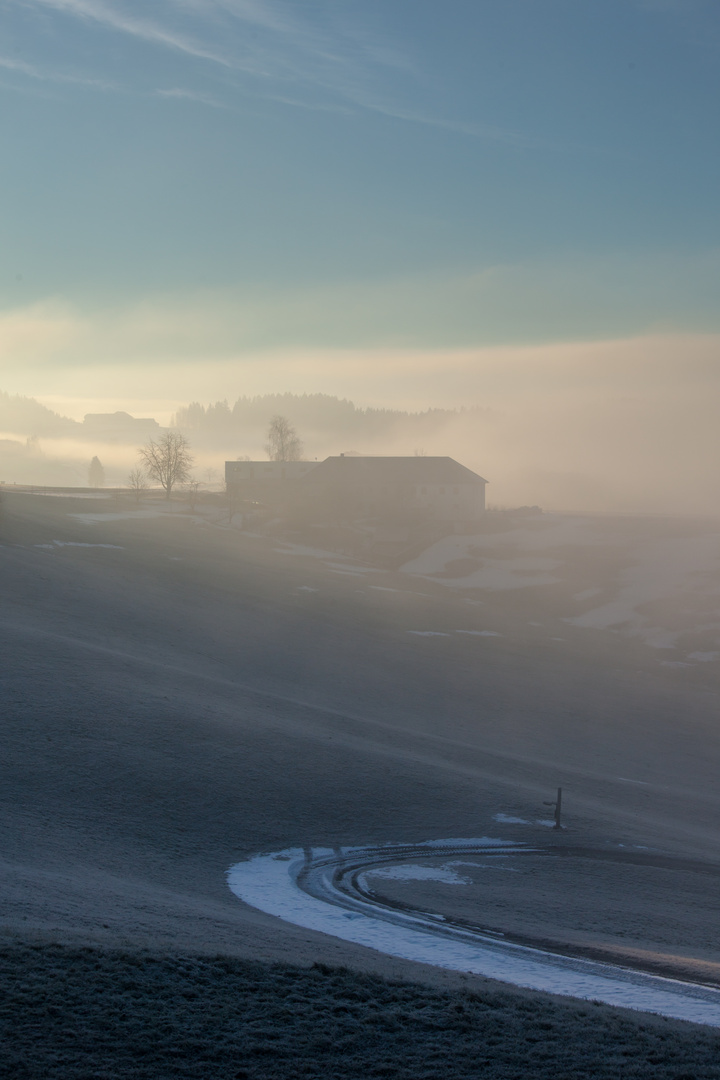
[2,944,717,1080]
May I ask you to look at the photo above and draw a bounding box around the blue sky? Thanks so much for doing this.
[0,0,719,417]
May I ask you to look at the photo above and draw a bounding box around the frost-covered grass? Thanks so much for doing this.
[2,944,720,1079]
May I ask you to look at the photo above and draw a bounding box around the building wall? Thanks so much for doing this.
[302,479,485,522]
[409,482,485,520]
[225,460,318,498]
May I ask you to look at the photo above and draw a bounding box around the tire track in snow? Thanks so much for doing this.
[228,840,720,1027]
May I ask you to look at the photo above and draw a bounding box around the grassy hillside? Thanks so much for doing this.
[2,945,717,1080]
[4,493,720,1076]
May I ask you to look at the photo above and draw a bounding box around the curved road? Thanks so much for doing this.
[228,839,720,1027]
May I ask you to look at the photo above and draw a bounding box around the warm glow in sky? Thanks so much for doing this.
[1,1,719,507]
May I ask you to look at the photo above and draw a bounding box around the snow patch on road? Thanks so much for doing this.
[420,837,518,849]
[447,859,520,873]
[362,864,471,885]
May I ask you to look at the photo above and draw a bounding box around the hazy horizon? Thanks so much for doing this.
[1,2,719,510]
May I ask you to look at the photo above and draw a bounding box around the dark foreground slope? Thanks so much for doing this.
[2,491,720,1073]
[3,944,720,1080]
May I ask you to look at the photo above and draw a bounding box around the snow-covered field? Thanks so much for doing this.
[401,514,720,658]
[3,491,720,1030]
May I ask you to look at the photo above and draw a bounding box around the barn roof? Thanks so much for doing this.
[300,456,487,485]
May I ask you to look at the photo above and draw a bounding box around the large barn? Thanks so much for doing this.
[298,455,486,521]
[225,455,487,522]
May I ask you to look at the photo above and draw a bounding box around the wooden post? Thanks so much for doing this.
[543,787,563,830]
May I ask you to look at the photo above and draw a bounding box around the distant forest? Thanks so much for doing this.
[0,391,77,437]
[0,390,492,455]
[173,393,489,444]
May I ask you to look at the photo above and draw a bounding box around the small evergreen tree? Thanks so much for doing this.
[88,456,105,487]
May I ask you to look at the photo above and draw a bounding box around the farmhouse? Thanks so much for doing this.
[225,455,487,522]
[303,455,487,522]
[82,411,160,442]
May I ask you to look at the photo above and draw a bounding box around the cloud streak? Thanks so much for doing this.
[26,0,232,65]
[0,51,118,89]
[155,86,225,107]
[11,0,546,146]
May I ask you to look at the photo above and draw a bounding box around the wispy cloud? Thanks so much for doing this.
[0,55,43,77]
[0,51,118,89]
[11,0,542,146]
[26,0,231,65]
[156,86,225,107]
[344,98,545,150]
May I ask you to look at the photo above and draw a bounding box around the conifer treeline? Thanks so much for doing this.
[0,391,76,437]
[173,393,485,437]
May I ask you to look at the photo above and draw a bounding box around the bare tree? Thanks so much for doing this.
[265,415,303,462]
[88,456,105,487]
[127,467,148,503]
[138,432,193,499]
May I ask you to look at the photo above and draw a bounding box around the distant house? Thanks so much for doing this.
[82,412,161,443]
[298,456,487,522]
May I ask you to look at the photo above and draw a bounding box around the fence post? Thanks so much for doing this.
[543,787,563,830]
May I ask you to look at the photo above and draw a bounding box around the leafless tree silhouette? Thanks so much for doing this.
[127,467,148,503]
[265,415,303,461]
[138,432,193,498]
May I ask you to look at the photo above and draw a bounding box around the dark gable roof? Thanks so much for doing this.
[301,456,487,485]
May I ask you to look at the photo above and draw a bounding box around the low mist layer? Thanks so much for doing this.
[3,337,720,515]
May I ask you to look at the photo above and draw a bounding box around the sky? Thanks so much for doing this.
[0,0,719,506]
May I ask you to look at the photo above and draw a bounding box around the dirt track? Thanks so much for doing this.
[2,491,720,994]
